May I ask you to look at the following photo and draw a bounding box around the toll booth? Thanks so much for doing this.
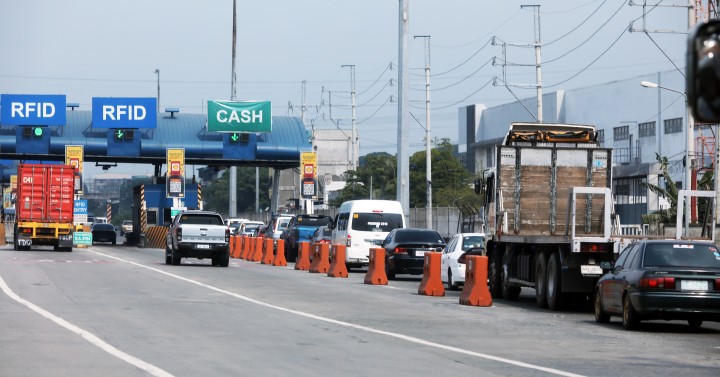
[128,183,199,246]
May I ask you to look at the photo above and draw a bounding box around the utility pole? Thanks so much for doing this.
[521,4,543,122]
[397,0,410,219]
[415,35,432,229]
[229,0,238,218]
[342,65,357,171]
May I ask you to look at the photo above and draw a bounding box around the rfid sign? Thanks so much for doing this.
[1,94,66,126]
[92,97,157,129]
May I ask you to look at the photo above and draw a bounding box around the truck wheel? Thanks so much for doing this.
[171,246,181,265]
[535,253,548,308]
[488,251,503,298]
[219,253,230,267]
[165,245,172,265]
[546,252,565,311]
[502,257,521,300]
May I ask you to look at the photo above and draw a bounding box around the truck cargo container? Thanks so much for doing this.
[481,123,616,310]
[14,164,75,251]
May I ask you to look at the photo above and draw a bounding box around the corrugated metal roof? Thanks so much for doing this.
[0,110,311,168]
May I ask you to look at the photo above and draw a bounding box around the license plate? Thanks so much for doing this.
[680,280,709,291]
[415,250,426,257]
[196,244,210,249]
[581,265,603,276]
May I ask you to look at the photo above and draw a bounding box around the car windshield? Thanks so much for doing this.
[394,230,443,243]
[244,224,261,231]
[462,236,485,250]
[643,243,720,268]
[278,219,291,229]
[93,224,115,231]
[351,213,403,232]
[298,216,332,227]
[180,214,223,225]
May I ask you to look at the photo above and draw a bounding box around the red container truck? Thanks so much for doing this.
[14,164,76,251]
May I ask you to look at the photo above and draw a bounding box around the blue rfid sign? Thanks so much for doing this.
[1,94,67,126]
[92,97,157,129]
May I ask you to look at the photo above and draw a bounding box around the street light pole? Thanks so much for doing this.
[154,69,160,114]
[641,80,693,236]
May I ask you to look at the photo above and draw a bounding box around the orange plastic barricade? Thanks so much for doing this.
[295,242,311,270]
[364,248,388,285]
[261,238,274,264]
[234,236,242,259]
[309,243,330,274]
[327,244,348,278]
[241,236,251,260]
[233,236,241,259]
[273,239,287,266]
[418,252,445,296]
[251,237,263,262]
[459,255,492,307]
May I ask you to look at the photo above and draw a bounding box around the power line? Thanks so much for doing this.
[543,0,610,46]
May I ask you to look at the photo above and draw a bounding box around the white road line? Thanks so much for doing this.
[92,250,587,377]
[0,274,173,377]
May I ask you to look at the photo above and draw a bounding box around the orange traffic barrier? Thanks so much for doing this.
[295,242,311,271]
[327,244,348,278]
[231,236,239,258]
[240,236,251,260]
[418,252,445,296]
[251,237,263,262]
[459,255,492,307]
[235,236,241,258]
[261,238,274,264]
[364,248,388,285]
[273,239,287,266]
[309,243,330,274]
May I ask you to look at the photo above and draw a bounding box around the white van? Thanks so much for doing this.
[331,200,406,268]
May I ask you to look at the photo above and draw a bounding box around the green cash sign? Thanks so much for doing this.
[73,232,92,245]
[207,100,272,133]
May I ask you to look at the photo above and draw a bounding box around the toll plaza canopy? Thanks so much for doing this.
[0,110,312,169]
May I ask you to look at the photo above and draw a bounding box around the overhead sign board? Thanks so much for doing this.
[66,145,84,195]
[207,100,271,133]
[166,148,185,198]
[1,94,67,126]
[92,97,157,129]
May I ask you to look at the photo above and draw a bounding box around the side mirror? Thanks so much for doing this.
[687,19,720,123]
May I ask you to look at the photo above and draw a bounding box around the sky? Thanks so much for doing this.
[0,0,692,175]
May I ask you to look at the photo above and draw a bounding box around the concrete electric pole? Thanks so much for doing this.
[397,0,410,219]
[414,35,432,229]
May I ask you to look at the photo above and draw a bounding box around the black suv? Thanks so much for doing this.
[282,214,333,262]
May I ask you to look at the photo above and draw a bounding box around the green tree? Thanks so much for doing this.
[202,167,271,216]
[643,153,714,225]
[331,139,480,208]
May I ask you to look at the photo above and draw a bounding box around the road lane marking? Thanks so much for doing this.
[93,251,586,377]
[0,274,173,377]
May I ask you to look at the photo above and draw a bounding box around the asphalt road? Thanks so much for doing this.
[1,243,718,377]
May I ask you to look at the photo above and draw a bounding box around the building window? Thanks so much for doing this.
[596,129,604,144]
[613,125,629,141]
[638,121,655,137]
[486,147,493,168]
[613,177,648,205]
[664,117,682,134]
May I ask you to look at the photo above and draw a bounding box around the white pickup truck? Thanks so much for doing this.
[165,210,230,267]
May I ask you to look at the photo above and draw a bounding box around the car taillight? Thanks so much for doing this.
[177,228,182,240]
[640,277,676,289]
[225,228,230,242]
[346,234,351,246]
[457,253,467,264]
[394,247,408,254]
[715,278,720,291]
